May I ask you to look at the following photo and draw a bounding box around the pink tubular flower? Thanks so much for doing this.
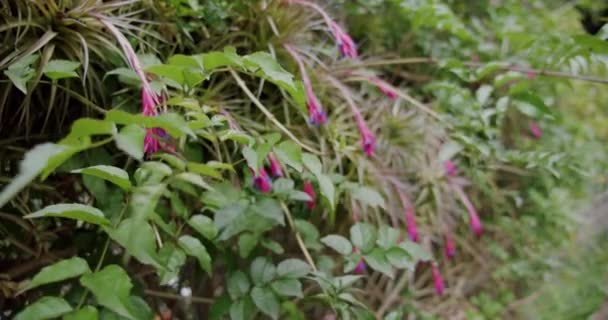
[452,184,483,236]
[529,121,542,139]
[253,168,272,193]
[355,114,376,156]
[369,76,397,100]
[431,263,445,296]
[444,160,457,177]
[445,231,456,259]
[398,191,418,242]
[284,44,328,126]
[353,248,366,274]
[290,0,358,58]
[268,153,283,178]
[303,181,316,209]
[527,72,536,80]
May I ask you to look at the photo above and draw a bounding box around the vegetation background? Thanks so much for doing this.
[0,0,607,319]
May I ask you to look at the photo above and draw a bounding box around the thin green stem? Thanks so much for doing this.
[280,201,317,272]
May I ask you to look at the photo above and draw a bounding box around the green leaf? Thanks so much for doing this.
[4,54,38,94]
[277,259,310,278]
[128,184,165,220]
[23,257,90,292]
[43,59,80,80]
[317,174,335,210]
[512,92,553,116]
[0,143,65,208]
[188,215,217,240]
[201,47,244,71]
[218,129,254,145]
[386,247,415,271]
[210,295,231,320]
[399,242,432,262]
[65,118,116,141]
[80,265,139,320]
[438,141,463,162]
[294,219,322,251]
[351,186,385,209]
[250,286,279,320]
[62,306,98,320]
[250,257,276,286]
[153,153,186,170]
[363,248,393,278]
[244,52,295,88]
[114,124,145,160]
[274,141,303,172]
[227,271,251,299]
[203,182,241,208]
[187,162,223,179]
[573,34,608,55]
[15,296,72,320]
[174,172,212,189]
[350,223,376,253]
[157,244,186,285]
[106,219,161,268]
[271,278,302,297]
[376,225,400,249]
[272,178,294,195]
[249,198,284,226]
[25,203,109,226]
[238,233,258,258]
[178,235,212,274]
[321,235,353,255]
[261,239,284,254]
[72,165,131,191]
[302,153,322,176]
[229,298,255,320]
[242,146,258,172]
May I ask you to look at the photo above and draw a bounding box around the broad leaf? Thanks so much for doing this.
[227,271,251,299]
[274,141,302,172]
[72,165,131,191]
[14,296,72,320]
[276,259,310,278]
[188,215,217,240]
[386,247,415,270]
[321,235,353,255]
[80,265,139,320]
[271,278,302,297]
[42,59,80,80]
[23,257,90,292]
[250,257,276,286]
[25,204,109,226]
[62,306,98,320]
[249,198,284,226]
[350,223,376,253]
[178,235,212,274]
[106,218,162,268]
[250,286,279,320]
[363,249,394,278]
[114,124,145,160]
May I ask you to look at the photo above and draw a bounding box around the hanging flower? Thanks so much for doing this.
[405,206,419,242]
[444,160,457,177]
[353,248,366,274]
[329,21,358,58]
[369,76,397,100]
[355,115,376,156]
[253,168,272,193]
[268,153,283,178]
[529,121,542,139]
[303,181,317,209]
[431,263,445,296]
[290,0,358,58]
[453,184,483,236]
[444,231,456,259]
[284,44,328,126]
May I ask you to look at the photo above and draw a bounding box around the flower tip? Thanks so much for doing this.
[303,181,317,209]
[253,168,273,193]
[432,263,445,296]
[354,259,366,274]
[529,121,542,139]
[444,160,457,177]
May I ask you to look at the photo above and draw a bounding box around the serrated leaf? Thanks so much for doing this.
[271,278,302,297]
[80,265,140,320]
[321,235,353,255]
[238,233,258,258]
[14,296,72,320]
[250,257,276,286]
[376,225,400,249]
[188,215,217,240]
[25,204,109,226]
[302,153,322,176]
[250,286,279,320]
[274,141,302,172]
[114,124,145,160]
[227,271,251,299]
[363,249,393,278]
[350,223,376,253]
[106,219,161,268]
[72,165,131,191]
[178,235,212,274]
[277,259,310,278]
[23,257,90,292]
[62,306,98,320]
[399,242,432,262]
[43,59,80,80]
[386,247,415,270]
[249,198,284,226]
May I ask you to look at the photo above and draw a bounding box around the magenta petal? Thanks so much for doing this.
[432,263,445,296]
